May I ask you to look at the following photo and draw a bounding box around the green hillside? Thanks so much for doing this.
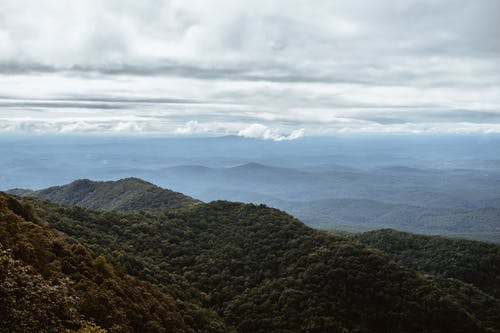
[19,194,499,332]
[8,178,198,211]
[352,229,500,299]
[0,193,226,333]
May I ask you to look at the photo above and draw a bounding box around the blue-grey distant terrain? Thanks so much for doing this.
[3,134,500,242]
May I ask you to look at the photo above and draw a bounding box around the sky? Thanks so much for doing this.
[0,0,499,139]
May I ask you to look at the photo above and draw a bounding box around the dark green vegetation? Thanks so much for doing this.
[0,193,226,333]
[352,229,500,299]
[8,178,198,211]
[351,229,500,331]
[3,175,500,332]
[7,190,497,332]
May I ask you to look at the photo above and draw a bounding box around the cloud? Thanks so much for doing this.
[1,0,499,84]
[174,120,306,141]
[238,124,304,141]
[0,0,499,135]
[175,120,214,134]
[0,119,158,134]
[152,120,307,140]
[2,116,500,136]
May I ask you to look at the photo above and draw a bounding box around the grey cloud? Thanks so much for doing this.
[1,61,368,84]
[0,0,499,135]
[0,101,130,110]
[361,110,500,125]
[0,62,57,74]
[2,60,496,89]
[50,95,207,105]
[0,95,208,110]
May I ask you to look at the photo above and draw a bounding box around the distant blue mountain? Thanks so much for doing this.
[1,134,500,241]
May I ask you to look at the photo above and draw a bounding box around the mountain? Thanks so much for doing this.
[352,229,500,299]
[8,177,199,211]
[0,192,226,333]
[280,198,500,242]
[16,191,499,332]
[7,160,500,243]
[145,162,500,209]
[226,162,306,176]
[99,162,500,242]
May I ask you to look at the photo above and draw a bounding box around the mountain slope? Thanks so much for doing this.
[23,195,497,333]
[0,247,84,332]
[0,192,227,333]
[352,229,500,299]
[8,178,198,211]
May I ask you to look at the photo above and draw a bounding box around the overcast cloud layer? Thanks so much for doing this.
[1,0,499,138]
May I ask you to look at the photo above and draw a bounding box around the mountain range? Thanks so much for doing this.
[147,163,500,243]
[9,172,500,243]
[2,136,500,243]
[2,178,500,332]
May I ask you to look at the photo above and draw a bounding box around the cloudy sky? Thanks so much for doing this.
[0,0,499,139]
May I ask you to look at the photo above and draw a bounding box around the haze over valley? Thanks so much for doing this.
[3,134,500,242]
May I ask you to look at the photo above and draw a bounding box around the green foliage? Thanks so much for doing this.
[0,193,227,333]
[425,275,500,332]
[9,178,198,211]
[352,229,500,298]
[0,247,83,333]
[25,197,496,332]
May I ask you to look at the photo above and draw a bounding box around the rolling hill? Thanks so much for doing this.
[8,177,199,211]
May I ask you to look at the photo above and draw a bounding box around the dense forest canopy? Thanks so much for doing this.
[352,229,500,299]
[2,184,498,332]
[8,178,198,211]
[0,192,226,333]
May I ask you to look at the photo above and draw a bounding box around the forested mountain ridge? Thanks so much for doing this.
[12,192,499,332]
[0,192,227,333]
[8,178,199,211]
[352,229,500,299]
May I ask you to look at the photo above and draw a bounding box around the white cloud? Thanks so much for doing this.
[175,120,214,134]
[174,121,305,140]
[174,120,245,135]
[238,124,304,141]
[0,119,161,134]
[2,115,500,136]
